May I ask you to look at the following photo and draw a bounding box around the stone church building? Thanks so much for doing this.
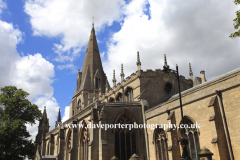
[34,24,240,160]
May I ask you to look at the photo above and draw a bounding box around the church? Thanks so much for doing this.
[34,24,240,160]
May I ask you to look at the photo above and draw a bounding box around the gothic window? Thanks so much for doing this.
[115,114,136,160]
[181,118,200,160]
[80,126,89,160]
[116,93,123,102]
[155,128,168,160]
[109,97,115,102]
[125,87,133,102]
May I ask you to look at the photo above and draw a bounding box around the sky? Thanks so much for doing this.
[0,0,239,140]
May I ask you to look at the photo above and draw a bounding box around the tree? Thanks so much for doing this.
[230,0,240,37]
[0,86,42,159]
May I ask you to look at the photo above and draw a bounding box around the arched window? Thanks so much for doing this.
[116,93,123,102]
[115,113,136,160]
[155,128,168,160]
[109,97,115,102]
[80,124,89,160]
[125,87,133,102]
[180,118,200,160]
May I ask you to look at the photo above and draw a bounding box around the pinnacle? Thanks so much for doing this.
[189,63,193,77]
[56,108,61,124]
[113,70,116,81]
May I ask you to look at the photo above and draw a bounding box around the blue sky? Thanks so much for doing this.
[0,0,239,139]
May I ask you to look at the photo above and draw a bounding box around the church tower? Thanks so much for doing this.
[70,23,110,118]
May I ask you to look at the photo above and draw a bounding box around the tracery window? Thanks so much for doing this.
[181,118,200,160]
[116,93,123,102]
[80,125,89,160]
[155,128,168,160]
[125,87,133,102]
[115,113,136,160]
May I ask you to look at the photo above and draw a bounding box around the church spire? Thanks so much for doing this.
[73,23,107,98]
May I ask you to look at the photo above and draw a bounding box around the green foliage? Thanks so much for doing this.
[0,86,42,159]
[230,0,240,37]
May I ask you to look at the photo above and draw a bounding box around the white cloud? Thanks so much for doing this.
[103,0,240,85]
[0,19,59,140]
[24,0,125,62]
[0,0,6,14]
[62,106,69,122]
[13,53,54,100]
[57,63,77,72]
[0,20,22,88]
